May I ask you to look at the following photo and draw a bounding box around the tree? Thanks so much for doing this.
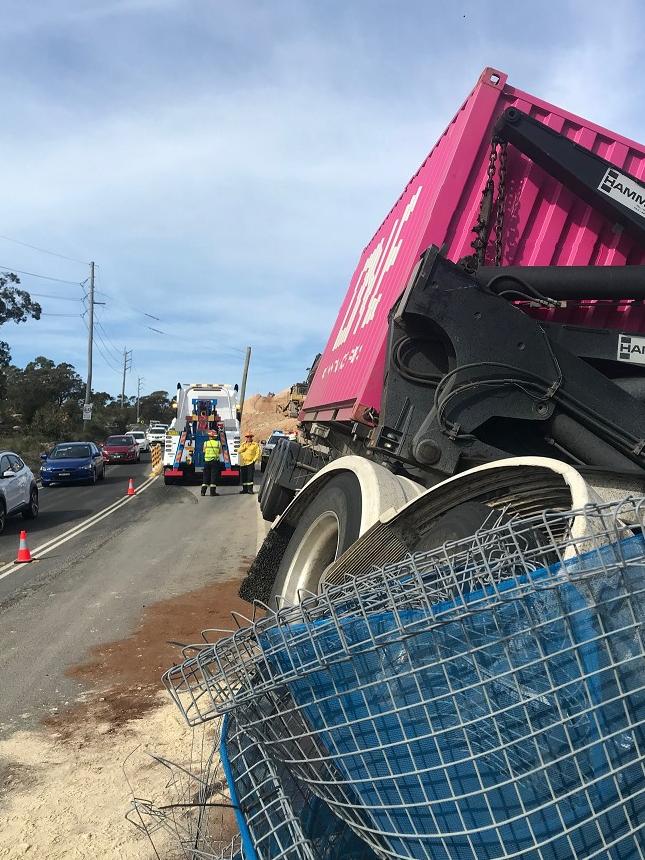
[138,390,174,424]
[7,357,84,425]
[0,272,41,403]
[0,272,41,326]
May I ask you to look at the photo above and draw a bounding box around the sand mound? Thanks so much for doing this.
[242,389,299,441]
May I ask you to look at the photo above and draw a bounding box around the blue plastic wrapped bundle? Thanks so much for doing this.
[252,536,645,860]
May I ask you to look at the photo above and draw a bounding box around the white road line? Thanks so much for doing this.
[0,476,159,582]
[27,474,158,556]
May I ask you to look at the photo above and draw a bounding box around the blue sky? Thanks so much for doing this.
[0,0,644,401]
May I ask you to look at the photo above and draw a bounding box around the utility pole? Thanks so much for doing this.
[121,348,132,407]
[238,346,252,427]
[136,376,144,423]
[83,261,95,426]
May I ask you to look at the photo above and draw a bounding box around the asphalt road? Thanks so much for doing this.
[0,465,267,735]
[0,456,153,551]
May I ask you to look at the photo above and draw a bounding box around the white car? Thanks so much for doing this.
[0,450,38,533]
[128,430,149,452]
[146,425,167,446]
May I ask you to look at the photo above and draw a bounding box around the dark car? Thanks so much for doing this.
[41,442,106,486]
[102,435,140,464]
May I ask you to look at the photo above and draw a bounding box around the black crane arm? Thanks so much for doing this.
[494,107,645,247]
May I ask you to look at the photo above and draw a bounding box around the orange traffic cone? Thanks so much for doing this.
[127,477,136,496]
[15,530,33,564]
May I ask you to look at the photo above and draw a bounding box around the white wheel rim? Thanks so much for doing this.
[281,511,340,605]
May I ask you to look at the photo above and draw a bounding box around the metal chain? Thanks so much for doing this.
[463,139,509,271]
[493,142,508,267]
[465,140,498,270]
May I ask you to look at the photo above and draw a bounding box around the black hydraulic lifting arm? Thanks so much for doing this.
[494,108,645,247]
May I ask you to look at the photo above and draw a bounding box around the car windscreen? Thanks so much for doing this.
[131,433,145,439]
[51,444,91,459]
[106,436,132,446]
[268,434,285,445]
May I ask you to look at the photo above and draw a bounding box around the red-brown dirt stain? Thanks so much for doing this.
[44,558,259,737]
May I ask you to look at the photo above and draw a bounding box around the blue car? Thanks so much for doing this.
[41,442,106,486]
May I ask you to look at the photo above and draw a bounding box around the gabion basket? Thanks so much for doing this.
[165,498,645,860]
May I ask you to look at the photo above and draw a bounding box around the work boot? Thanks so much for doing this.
[247,488,255,495]
[240,488,246,494]
[210,487,218,496]
[200,486,207,496]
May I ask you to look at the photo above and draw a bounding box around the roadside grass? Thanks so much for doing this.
[0,434,50,473]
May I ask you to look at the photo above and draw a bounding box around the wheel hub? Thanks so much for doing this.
[280,511,340,604]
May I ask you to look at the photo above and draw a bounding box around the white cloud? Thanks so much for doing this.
[1,0,644,400]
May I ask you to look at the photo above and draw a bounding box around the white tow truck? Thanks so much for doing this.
[163,383,241,485]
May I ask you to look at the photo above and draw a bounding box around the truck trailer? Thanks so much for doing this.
[163,382,241,485]
[243,67,645,607]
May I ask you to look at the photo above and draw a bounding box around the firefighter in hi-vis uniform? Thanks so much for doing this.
[237,432,261,494]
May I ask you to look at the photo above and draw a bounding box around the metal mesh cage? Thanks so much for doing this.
[164,499,645,859]
[221,708,380,860]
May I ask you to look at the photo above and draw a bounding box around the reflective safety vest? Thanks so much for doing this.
[203,439,221,461]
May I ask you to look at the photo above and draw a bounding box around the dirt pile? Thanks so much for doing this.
[242,388,298,442]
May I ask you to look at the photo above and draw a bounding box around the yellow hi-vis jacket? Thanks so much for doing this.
[203,438,222,461]
[238,440,261,466]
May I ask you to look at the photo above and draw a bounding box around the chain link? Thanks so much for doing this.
[493,142,507,267]
[464,139,507,271]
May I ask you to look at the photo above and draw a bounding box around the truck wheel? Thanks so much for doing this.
[269,473,362,606]
[260,481,293,522]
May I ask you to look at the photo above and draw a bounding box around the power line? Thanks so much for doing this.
[30,292,82,302]
[41,312,82,318]
[95,328,123,365]
[0,264,83,285]
[94,313,124,361]
[96,342,122,373]
[81,315,121,374]
[95,265,164,323]
[0,235,88,265]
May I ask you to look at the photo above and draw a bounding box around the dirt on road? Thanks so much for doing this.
[0,573,250,859]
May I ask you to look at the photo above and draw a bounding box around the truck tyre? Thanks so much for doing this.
[259,480,293,523]
[269,472,362,606]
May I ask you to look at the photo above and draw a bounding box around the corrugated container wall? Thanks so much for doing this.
[302,68,645,425]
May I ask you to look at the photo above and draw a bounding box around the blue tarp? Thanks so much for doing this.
[260,536,645,860]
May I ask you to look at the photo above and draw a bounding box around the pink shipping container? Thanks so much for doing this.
[302,67,645,425]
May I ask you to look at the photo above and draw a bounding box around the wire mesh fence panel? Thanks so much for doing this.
[162,499,645,859]
[221,707,381,860]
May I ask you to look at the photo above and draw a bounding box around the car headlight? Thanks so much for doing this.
[41,465,51,472]
[80,464,93,470]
